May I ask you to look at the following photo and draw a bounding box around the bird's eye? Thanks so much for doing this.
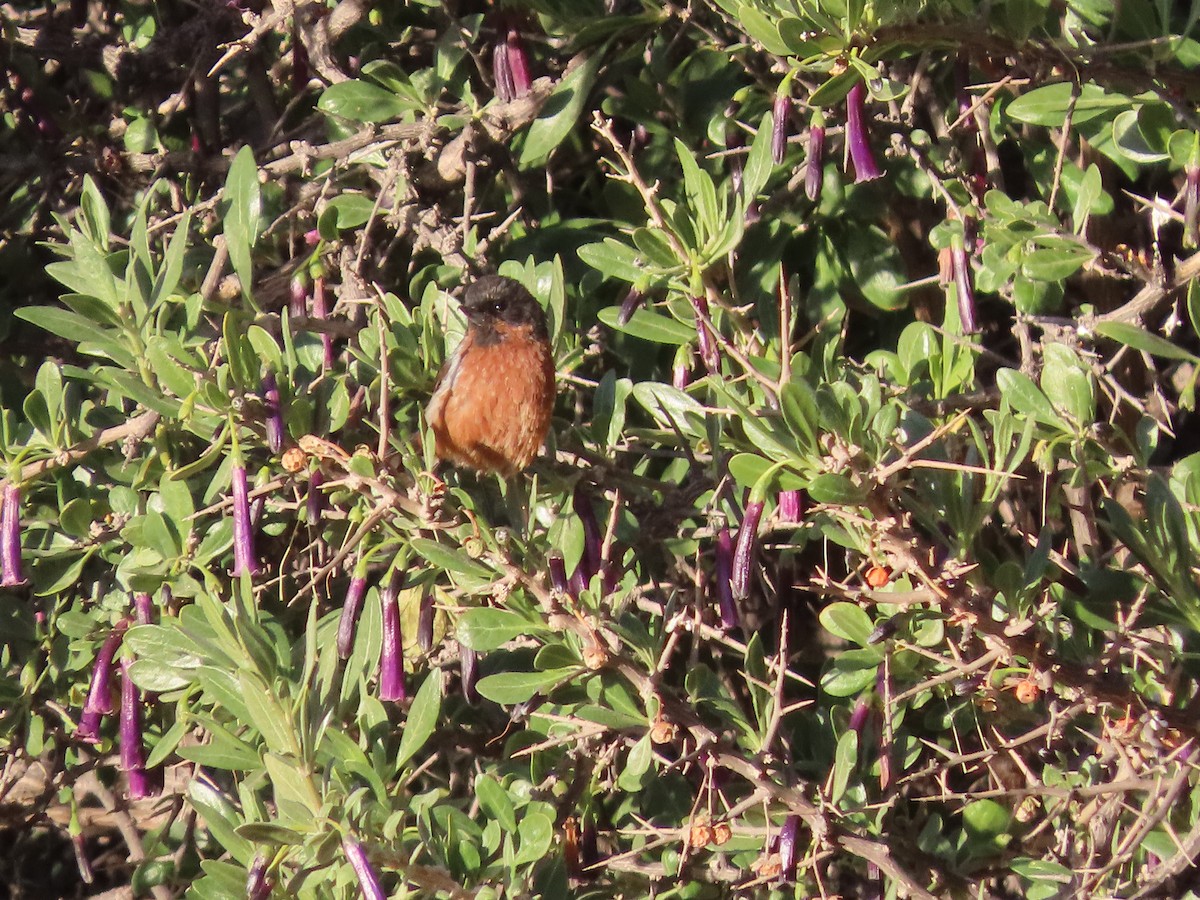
[492,301,504,314]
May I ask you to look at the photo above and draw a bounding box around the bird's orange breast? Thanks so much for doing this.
[427,321,555,475]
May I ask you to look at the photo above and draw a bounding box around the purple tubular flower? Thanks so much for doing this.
[312,276,334,371]
[2,483,26,587]
[772,87,792,165]
[690,295,721,373]
[247,854,274,900]
[950,234,978,334]
[417,588,434,652]
[231,463,260,578]
[78,622,128,742]
[572,485,603,588]
[848,696,871,734]
[731,501,764,601]
[714,526,738,630]
[805,113,826,202]
[778,814,801,881]
[672,347,693,390]
[548,555,571,596]
[845,81,882,183]
[307,469,325,525]
[460,645,480,705]
[777,490,802,523]
[72,832,93,884]
[289,274,308,320]
[134,593,154,626]
[506,20,532,98]
[119,658,155,798]
[493,27,515,102]
[342,836,386,900]
[262,371,284,454]
[616,287,643,326]
[337,561,369,659]
[378,568,406,702]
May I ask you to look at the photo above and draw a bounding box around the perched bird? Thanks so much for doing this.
[426,275,555,476]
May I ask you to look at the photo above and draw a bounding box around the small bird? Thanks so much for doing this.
[426,275,556,476]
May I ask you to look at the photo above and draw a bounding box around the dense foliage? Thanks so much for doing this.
[3,0,1200,897]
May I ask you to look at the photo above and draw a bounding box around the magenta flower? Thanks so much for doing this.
[247,854,274,900]
[771,85,792,165]
[307,469,325,526]
[492,13,532,102]
[262,371,284,454]
[714,525,738,630]
[337,559,369,659]
[119,658,155,799]
[77,621,128,742]
[572,485,603,590]
[672,347,693,390]
[133,592,154,625]
[312,275,334,371]
[616,287,643,326]
[777,490,803,523]
[845,82,882,183]
[805,112,826,202]
[731,500,764,600]
[378,568,406,702]
[778,814,801,880]
[1187,157,1200,248]
[231,462,260,578]
[289,274,308,320]
[1,483,26,587]
[548,555,571,597]
[342,836,386,900]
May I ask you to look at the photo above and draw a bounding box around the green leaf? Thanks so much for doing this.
[830,729,858,805]
[598,307,695,345]
[807,473,867,505]
[238,672,296,757]
[222,146,262,307]
[514,811,554,866]
[395,673,441,771]
[819,602,873,646]
[321,194,377,232]
[742,111,774,200]
[457,607,542,652]
[234,822,310,846]
[475,667,576,705]
[317,80,411,123]
[996,368,1070,430]
[16,308,126,361]
[962,798,1012,844]
[1093,321,1200,363]
[410,538,496,581]
[1006,82,1130,126]
[188,781,254,864]
[616,734,653,791]
[475,774,517,832]
[519,51,604,169]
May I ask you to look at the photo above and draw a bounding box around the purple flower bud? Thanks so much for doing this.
[772,87,792,165]
[119,659,155,798]
[672,354,692,390]
[231,463,260,578]
[307,469,325,525]
[778,814,800,880]
[247,854,274,900]
[731,501,764,601]
[342,836,387,900]
[1,483,26,587]
[848,697,871,733]
[378,568,406,702]
[493,35,515,102]
[506,21,532,98]
[805,113,826,202]
[548,555,571,596]
[337,560,369,660]
[689,295,721,373]
[572,485,603,589]
[616,287,643,325]
[78,622,128,742]
[777,490,802,523]
[569,566,587,600]
[312,276,334,371]
[289,274,308,320]
[714,526,738,630]
[261,371,284,454]
[133,593,154,626]
[950,234,978,334]
[461,645,480,705]
[845,82,882,183]
[417,588,434,652]
[726,111,746,195]
[72,832,93,884]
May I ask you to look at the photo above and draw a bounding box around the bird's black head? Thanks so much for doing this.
[461,275,548,343]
